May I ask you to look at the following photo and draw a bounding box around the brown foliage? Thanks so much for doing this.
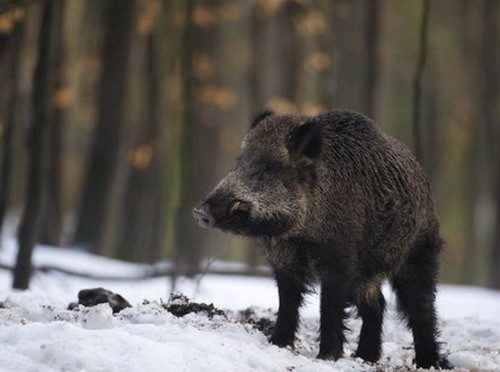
[130,144,154,169]
[52,87,75,109]
[198,84,237,111]
[0,7,24,34]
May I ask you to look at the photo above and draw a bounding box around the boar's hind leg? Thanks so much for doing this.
[317,271,352,360]
[355,286,385,363]
[270,270,306,348]
[391,237,441,369]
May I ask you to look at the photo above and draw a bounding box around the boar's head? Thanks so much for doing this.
[193,110,323,237]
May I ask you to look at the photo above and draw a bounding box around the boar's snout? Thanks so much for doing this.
[193,194,252,232]
[192,204,214,229]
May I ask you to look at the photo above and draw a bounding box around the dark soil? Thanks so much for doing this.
[236,307,276,337]
[162,293,226,319]
[67,289,277,337]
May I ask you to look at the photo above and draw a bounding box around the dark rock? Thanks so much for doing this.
[69,287,132,314]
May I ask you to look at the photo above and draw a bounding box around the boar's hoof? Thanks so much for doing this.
[317,348,343,361]
[269,334,294,348]
[436,357,453,370]
[413,356,453,370]
[354,350,381,364]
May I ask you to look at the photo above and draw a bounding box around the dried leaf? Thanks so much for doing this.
[137,0,162,36]
[307,51,331,72]
[192,5,217,28]
[302,102,325,116]
[256,0,285,17]
[267,97,298,114]
[294,10,325,37]
[52,87,76,109]
[131,144,154,169]
[198,85,237,111]
[215,3,243,21]
[0,8,25,34]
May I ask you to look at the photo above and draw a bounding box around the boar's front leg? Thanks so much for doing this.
[317,267,353,360]
[270,270,306,348]
[355,287,385,362]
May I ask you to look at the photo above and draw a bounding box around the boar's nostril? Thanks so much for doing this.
[192,206,214,229]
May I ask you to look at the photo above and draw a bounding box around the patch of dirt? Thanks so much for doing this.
[66,289,279,337]
[162,293,226,319]
[236,307,276,337]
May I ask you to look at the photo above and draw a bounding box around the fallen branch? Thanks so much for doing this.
[0,261,272,281]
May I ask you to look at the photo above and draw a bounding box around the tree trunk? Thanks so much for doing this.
[73,0,137,256]
[412,0,431,164]
[251,1,299,111]
[121,0,165,263]
[457,1,485,284]
[484,0,500,288]
[162,0,192,288]
[0,15,23,235]
[38,0,66,246]
[363,0,379,118]
[13,0,59,289]
[174,0,229,277]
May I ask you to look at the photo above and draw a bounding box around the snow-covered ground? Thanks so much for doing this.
[1,239,500,372]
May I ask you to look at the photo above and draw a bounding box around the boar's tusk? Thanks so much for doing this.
[230,201,241,213]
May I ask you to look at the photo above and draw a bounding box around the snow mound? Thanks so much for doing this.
[1,290,499,372]
[1,241,500,371]
[0,292,352,372]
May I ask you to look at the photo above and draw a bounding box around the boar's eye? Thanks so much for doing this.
[249,162,281,180]
[248,169,265,181]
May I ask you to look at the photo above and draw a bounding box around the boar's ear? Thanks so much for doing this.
[289,120,323,159]
[250,109,274,130]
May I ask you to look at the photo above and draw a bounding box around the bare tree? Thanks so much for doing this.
[13,0,60,289]
[38,0,67,246]
[483,0,500,289]
[0,14,23,234]
[73,0,137,256]
[161,0,193,289]
[412,0,431,163]
[363,0,380,118]
[121,0,166,263]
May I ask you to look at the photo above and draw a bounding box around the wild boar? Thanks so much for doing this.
[193,109,449,369]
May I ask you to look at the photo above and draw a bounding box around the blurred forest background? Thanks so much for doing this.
[0,0,499,289]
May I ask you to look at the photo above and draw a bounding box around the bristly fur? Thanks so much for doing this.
[195,109,450,369]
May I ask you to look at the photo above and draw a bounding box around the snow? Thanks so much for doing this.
[1,239,500,371]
